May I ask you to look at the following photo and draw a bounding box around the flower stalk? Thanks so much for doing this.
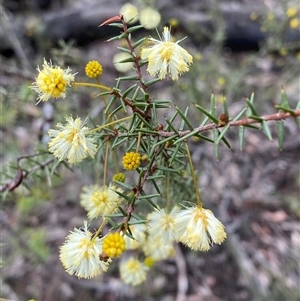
[185,142,203,208]
[72,81,111,91]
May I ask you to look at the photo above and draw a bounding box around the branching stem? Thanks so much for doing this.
[157,110,300,138]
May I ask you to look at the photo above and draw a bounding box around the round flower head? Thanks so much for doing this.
[112,172,126,183]
[123,224,147,250]
[147,206,181,244]
[119,256,149,286]
[142,235,174,261]
[48,116,97,164]
[122,152,141,170]
[102,232,126,258]
[31,59,76,103]
[59,222,111,279]
[144,256,155,268]
[174,205,227,251]
[80,183,124,219]
[113,52,134,73]
[141,27,193,80]
[85,60,103,78]
[290,18,299,29]
[286,7,297,18]
[139,7,161,29]
[120,3,138,24]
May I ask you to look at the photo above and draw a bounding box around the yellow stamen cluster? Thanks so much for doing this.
[102,233,126,258]
[286,7,298,18]
[140,27,193,81]
[85,60,103,78]
[144,256,155,268]
[31,59,75,103]
[122,152,141,170]
[168,18,179,28]
[290,18,299,29]
[112,172,126,182]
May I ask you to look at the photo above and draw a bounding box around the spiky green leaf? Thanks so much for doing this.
[276,120,284,151]
[194,103,219,124]
[262,120,273,140]
[280,89,291,110]
[176,106,194,130]
[239,126,245,151]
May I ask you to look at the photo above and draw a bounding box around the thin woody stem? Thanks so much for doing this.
[185,143,202,208]
[72,81,111,91]
[103,141,110,186]
[121,19,148,92]
[87,115,133,134]
[92,218,108,241]
[166,175,170,212]
[110,90,148,118]
[157,110,300,138]
[96,78,108,107]
[136,123,143,152]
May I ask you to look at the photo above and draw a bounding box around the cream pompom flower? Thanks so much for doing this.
[80,183,124,219]
[141,27,193,80]
[139,7,161,29]
[147,206,181,244]
[31,59,76,103]
[48,116,97,164]
[119,256,149,286]
[59,222,111,279]
[142,236,175,261]
[174,205,227,251]
[120,3,138,24]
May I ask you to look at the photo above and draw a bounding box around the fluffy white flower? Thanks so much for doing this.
[31,59,75,103]
[175,205,227,251]
[139,7,161,29]
[142,236,174,261]
[120,3,138,24]
[48,116,97,164]
[141,27,193,80]
[147,206,180,244]
[59,222,111,279]
[80,183,123,219]
[119,256,148,286]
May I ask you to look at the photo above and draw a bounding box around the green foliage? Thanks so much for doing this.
[16,186,51,214]
[26,228,50,262]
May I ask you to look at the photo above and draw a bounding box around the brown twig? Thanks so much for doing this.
[110,90,148,118]
[121,16,149,92]
[157,110,300,138]
[0,155,55,193]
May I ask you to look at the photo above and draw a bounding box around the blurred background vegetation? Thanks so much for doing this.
[1,0,299,300]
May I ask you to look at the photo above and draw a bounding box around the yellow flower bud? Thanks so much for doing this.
[102,233,126,258]
[122,152,141,170]
[85,60,103,78]
[113,172,126,182]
